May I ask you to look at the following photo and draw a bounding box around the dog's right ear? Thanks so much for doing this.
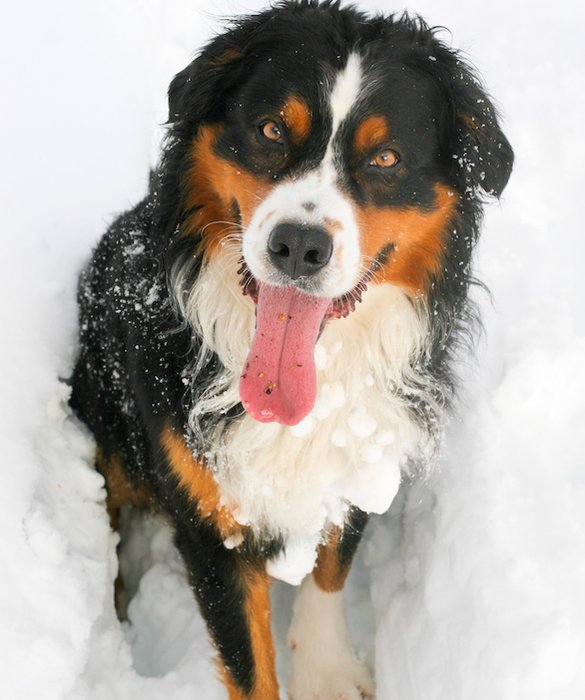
[167,17,264,126]
[168,45,244,125]
[167,48,243,125]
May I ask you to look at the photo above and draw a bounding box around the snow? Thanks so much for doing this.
[1,1,584,699]
[348,407,378,438]
[267,535,324,586]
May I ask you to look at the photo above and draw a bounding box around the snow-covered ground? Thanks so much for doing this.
[1,1,584,698]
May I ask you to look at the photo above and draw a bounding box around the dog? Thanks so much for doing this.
[69,1,513,698]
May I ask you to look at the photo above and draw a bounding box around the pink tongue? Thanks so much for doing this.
[239,284,331,426]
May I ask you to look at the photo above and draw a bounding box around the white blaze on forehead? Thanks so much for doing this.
[328,52,363,147]
[241,52,366,298]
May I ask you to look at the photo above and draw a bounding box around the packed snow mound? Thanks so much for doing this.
[368,310,585,700]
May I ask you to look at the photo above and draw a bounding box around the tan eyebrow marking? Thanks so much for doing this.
[354,115,390,154]
[280,96,312,142]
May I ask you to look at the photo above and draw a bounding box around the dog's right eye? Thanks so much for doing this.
[258,120,284,145]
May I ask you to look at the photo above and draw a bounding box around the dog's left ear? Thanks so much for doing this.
[420,33,513,198]
[451,67,514,198]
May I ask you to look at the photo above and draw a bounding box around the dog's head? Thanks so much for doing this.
[166,1,513,426]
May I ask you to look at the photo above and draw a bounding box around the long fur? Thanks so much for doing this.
[69,2,513,697]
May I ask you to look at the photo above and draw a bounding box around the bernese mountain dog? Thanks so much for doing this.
[70,1,513,698]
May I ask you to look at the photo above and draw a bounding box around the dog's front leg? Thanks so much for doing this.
[288,508,374,700]
[174,520,279,700]
[161,427,279,699]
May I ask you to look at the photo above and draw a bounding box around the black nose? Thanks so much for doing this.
[267,223,333,280]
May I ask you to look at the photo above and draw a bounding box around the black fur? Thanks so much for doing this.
[70,2,512,696]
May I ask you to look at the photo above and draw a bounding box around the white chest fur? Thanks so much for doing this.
[176,251,432,583]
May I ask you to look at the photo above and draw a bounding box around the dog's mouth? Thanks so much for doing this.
[237,246,392,426]
[237,264,369,319]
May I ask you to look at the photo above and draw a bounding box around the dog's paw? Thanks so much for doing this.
[287,576,375,700]
[288,650,375,700]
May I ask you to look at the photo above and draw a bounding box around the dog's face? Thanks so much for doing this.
[168,3,513,426]
[225,51,455,299]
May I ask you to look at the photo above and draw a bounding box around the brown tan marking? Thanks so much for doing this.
[95,449,153,530]
[354,114,390,155]
[184,125,273,258]
[258,209,276,231]
[324,217,344,269]
[163,425,277,697]
[216,566,279,700]
[244,566,279,698]
[461,112,487,141]
[221,673,248,700]
[356,184,458,295]
[324,216,342,233]
[280,96,311,143]
[161,426,242,540]
[95,450,155,619]
[312,526,351,593]
[213,49,244,65]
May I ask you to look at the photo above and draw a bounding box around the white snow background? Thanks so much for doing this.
[1,0,584,698]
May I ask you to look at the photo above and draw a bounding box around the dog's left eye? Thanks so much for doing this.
[369,148,400,168]
[258,120,284,145]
